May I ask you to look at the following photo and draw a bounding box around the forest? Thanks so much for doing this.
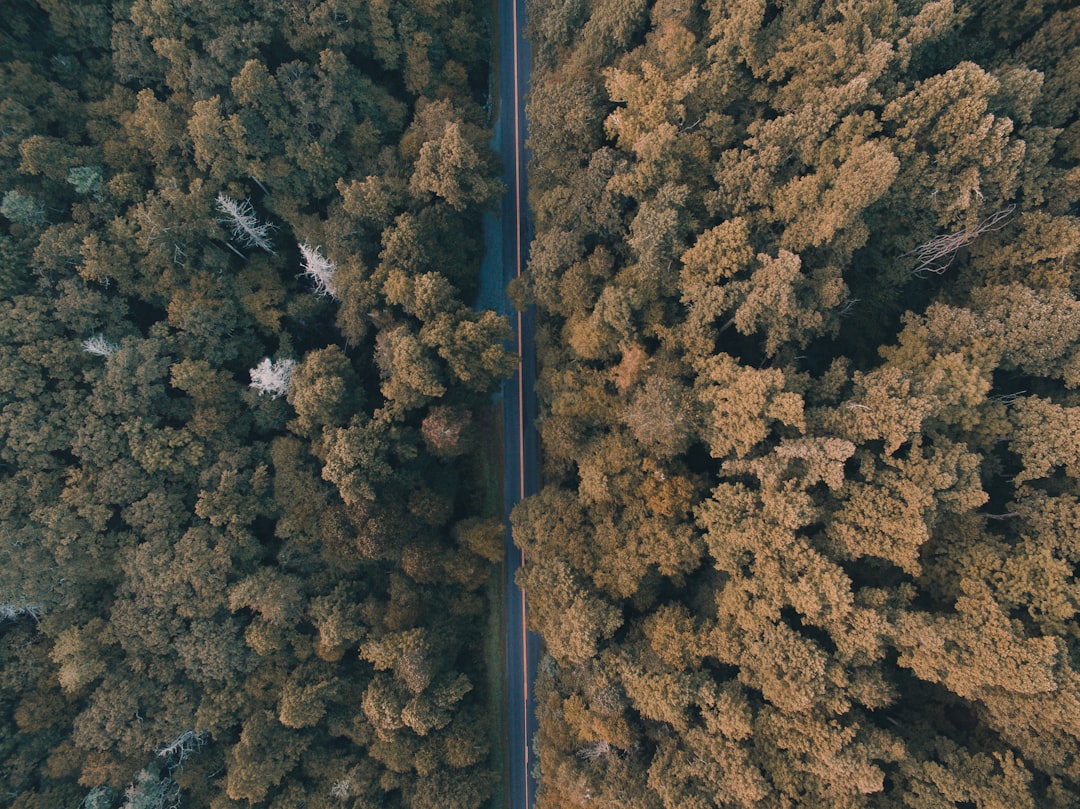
[4,0,1080,807]
[0,0,514,807]
[514,0,1080,806]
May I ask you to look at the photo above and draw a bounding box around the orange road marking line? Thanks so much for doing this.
[510,0,530,803]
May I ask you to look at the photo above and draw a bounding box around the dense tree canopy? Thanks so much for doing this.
[5,0,1080,806]
[0,1,510,807]
[516,0,1080,806]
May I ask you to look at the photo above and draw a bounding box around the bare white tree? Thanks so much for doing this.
[82,334,119,357]
[215,193,276,254]
[156,730,208,770]
[249,357,296,398]
[907,205,1015,277]
[0,602,42,623]
[330,777,353,801]
[299,242,339,298]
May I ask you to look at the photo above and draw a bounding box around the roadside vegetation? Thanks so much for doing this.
[5,0,1080,807]
[0,1,511,806]
[516,0,1080,806]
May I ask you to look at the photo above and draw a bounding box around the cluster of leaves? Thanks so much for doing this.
[517,0,1080,806]
[0,1,514,807]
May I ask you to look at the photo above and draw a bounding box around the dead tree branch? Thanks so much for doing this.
[907,205,1015,277]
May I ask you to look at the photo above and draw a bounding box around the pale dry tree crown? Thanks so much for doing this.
[156,730,208,770]
[330,777,353,801]
[0,602,42,623]
[82,334,119,356]
[249,357,296,398]
[299,242,338,298]
[215,193,276,254]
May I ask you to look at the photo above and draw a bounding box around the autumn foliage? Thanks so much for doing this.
[516,0,1080,806]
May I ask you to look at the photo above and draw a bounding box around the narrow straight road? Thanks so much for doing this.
[489,0,540,806]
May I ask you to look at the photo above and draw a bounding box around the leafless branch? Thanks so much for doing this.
[990,390,1026,404]
[907,205,1015,277]
[575,740,611,761]
[156,730,208,769]
[298,242,339,298]
[330,777,353,800]
[215,193,276,254]
[0,602,42,623]
[249,357,296,398]
[978,511,1019,521]
[837,297,860,317]
[82,334,119,357]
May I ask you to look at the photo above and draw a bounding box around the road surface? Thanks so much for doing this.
[477,0,540,806]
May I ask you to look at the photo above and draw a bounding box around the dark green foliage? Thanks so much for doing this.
[0,1,510,806]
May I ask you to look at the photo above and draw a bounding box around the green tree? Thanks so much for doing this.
[410,121,503,211]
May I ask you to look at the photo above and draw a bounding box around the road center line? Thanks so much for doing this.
[510,1,531,805]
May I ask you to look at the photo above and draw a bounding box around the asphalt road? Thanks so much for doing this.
[489,0,541,806]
